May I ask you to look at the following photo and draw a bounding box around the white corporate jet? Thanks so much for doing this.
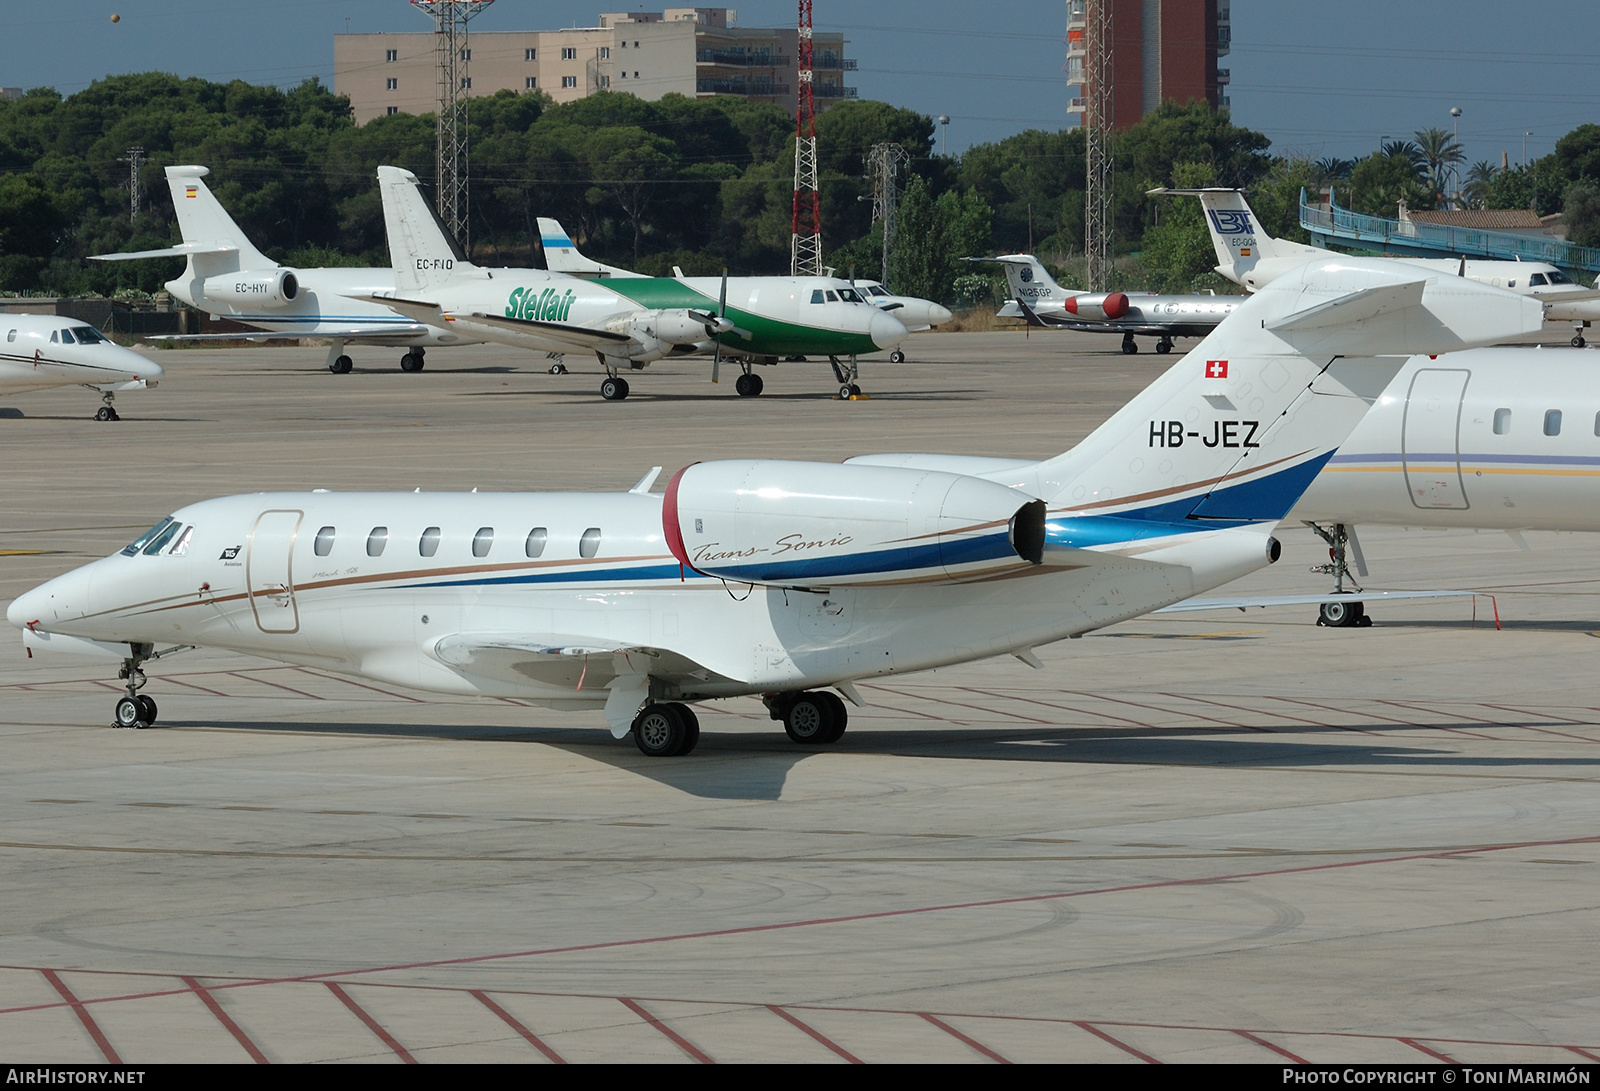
[536,217,953,361]
[0,315,162,420]
[9,257,1542,753]
[361,171,906,402]
[91,165,490,374]
[979,254,1244,355]
[1161,186,1600,344]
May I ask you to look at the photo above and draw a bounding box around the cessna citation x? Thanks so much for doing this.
[368,168,907,401]
[980,254,1243,355]
[0,315,161,419]
[537,217,953,359]
[1163,187,1600,344]
[9,258,1543,754]
[92,165,491,374]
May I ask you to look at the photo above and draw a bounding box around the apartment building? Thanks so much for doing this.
[1066,0,1230,131]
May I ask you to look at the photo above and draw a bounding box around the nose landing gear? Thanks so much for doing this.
[1308,522,1372,628]
[95,391,120,422]
[112,644,157,728]
[829,355,865,399]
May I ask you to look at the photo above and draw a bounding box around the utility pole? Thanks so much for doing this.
[1082,0,1113,291]
[790,0,823,276]
[866,142,910,286]
[120,146,146,222]
[411,0,494,252]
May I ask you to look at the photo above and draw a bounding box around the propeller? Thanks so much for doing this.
[711,266,728,384]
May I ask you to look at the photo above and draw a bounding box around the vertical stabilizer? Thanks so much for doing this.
[164,165,273,273]
[1150,187,1328,287]
[376,166,480,292]
[978,255,1081,305]
[536,218,646,278]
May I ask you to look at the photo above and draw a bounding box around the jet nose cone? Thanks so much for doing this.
[135,355,164,380]
[928,303,953,325]
[869,309,909,349]
[7,584,48,630]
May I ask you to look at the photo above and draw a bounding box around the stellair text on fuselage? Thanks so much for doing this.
[366,167,907,401]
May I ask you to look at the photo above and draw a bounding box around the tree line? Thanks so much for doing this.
[3,73,1598,304]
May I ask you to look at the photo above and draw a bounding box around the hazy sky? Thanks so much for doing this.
[4,2,1597,166]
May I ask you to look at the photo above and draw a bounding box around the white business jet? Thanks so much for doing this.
[1161,187,1600,344]
[91,166,490,374]
[537,217,952,361]
[0,315,161,420]
[978,254,1243,355]
[8,258,1541,754]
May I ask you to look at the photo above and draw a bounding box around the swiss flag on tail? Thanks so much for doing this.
[1205,360,1229,379]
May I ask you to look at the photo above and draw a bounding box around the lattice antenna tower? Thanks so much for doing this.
[1082,0,1113,291]
[790,0,823,276]
[867,142,910,286]
[120,146,146,221]
[411,0,494,252]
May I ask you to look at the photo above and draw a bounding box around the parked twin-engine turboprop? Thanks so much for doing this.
[0,314,162,420]
[977,254,1244,354]
[91,165,492,374]
[8,257,1545,755]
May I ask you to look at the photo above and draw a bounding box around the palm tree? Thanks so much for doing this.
[1414,127,1467,204]
[1463,161,1499,209]
[1312,156,1355,182]
[1382,139,1424,172]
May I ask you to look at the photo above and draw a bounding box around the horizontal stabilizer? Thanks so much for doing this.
[1265,278,1426,332]
[90,243,239,262]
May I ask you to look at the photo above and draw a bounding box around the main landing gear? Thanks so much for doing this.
[400,348,426,372]
[734,371,764,397]
[1121,333,1139,355]
[94,390,120,422]
[829,355,864,399]
[1308,522,1372,628]
[325,340,353,374]
[1155,336,1174,355]
[765,690,848,746]
[631,702,700,756]
[600,375,630,401]
[112,644,158,728]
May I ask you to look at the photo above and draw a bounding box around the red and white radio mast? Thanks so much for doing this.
[790,0,823,276]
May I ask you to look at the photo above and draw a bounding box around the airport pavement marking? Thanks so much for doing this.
[326,982,416,1064]
[1400,1037,1458,1063]
[1232,1028,1309,1063]
[469,990,565,1064]
[764,1005,863,1063]
[182,975,269,1064]
[917,1012,1011,1063]
[617,998,713,1064]
[1072,1020,1160,1063]
[39,969,119,1064]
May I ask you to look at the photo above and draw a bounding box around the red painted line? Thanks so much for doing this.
[326,982,416,1063]
[1074,1020,1159,1063]
[159,677,231,697]
[225,671,324,700]
[1373,700,1498,739]
[291,667,426,703]
[1567,1045,1600,1062]
[40,969,120,1064]
[1234,1028,1308,1063]
[182,976,268,1064]
[1070,690,1255,732]
[765,1005,863,1063]
[470,990,565,1063]
[919,1012,1011,1063]
[1271,697,1388,736]
[1400,1037,1457,1063]
[619,997,714,1063]
[1160,693,1284,732]
[952,685,1159,729]
[870,683,1047,723]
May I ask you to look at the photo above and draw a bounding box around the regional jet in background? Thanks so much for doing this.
[0,314,161,420]
[975,254,1243,354]
[91,165,492,374]
[9,257,1542,754]
[1163,186,1600,344]
[537,217,953,361]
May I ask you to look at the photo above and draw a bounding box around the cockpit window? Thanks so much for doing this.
[868,285,889,297]
[122,517,177,556]
[809,290,825,304]
[1529,273,1549,286]
[824,290,839,302]
[71,326,107,344]
[1548,270,1573,285]
[58,328,76,344]
[839,288,862,303]
[49,331,58,343]
[168,526,195,556]
[141,521,183,556]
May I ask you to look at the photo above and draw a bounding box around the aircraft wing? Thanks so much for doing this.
[350,295,631,353]
[430,633,731,692]
[90,243,239,262]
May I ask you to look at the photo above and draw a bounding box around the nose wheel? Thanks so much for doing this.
[95,391,120,421]
[112,645,157,728]
[829,355,864,399]
[889,349,906,363]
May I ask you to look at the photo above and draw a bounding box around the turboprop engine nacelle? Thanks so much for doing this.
[1062,292,1129,321]
[628,309,728,345]
[663,460,1046,588]
[197,269,300,308]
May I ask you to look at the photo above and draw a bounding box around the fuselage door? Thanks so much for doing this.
[1402,368,1471,510]
[247,509,303,633]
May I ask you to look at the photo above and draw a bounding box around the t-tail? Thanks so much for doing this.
[88,165,275,285]
[1148,187,1328,289]
[536,218,645,279]
[377,166,485,293]
[969,254,1081,306]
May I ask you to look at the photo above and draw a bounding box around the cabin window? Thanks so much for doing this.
[1593,412,1600,437]
[1545,410,1562,436]
[1529,273,1549,286]
[366,527,388,557]
[419,526,441,557]
[168,526,194,557]
[5,330,14,342]
[142,521,183,556]
[313,526,335,556]
[122,517,176,556]
[810,290,824,304]
[1507,279,1517,288]
[1493,408,1512,434]
[473,527,494,558]
[525,527,548,558]
[579,527,602,559]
